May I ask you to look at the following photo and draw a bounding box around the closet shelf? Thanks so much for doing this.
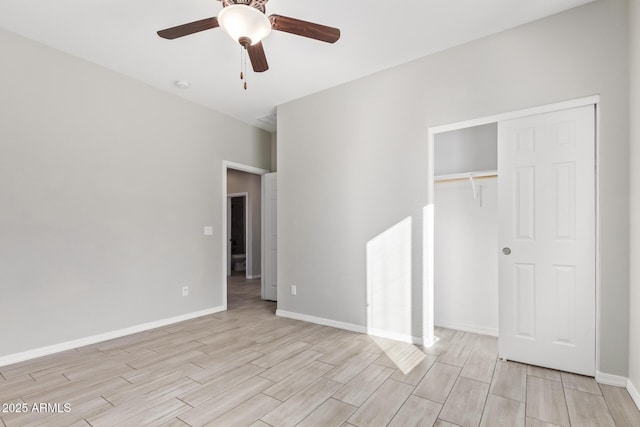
[434,169,498,183]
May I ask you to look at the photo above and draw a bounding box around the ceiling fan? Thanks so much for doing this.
[156,0,341,74]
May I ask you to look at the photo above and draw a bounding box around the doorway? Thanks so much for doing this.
[433,123,499,337]
[426,96,600,376]
[227,193,247,277]
[222,161,269,310]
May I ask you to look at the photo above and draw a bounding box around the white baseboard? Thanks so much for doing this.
[422,335,440,348]
[276,309,366,334]
[628,378,640,411]
[366,327,424,346]
[0,306,225,368]
[595,371,628,387]
[435,320,499,337]
[276,310,423,346]
[247,274,261,279]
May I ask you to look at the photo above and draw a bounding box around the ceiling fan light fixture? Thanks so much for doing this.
[218,4,272,46]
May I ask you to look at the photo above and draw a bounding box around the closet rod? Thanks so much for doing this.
[434,174,498,184]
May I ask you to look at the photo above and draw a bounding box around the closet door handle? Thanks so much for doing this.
[502,247,512,255]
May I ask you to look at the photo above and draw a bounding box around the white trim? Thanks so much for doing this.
[261,175,266,299]
[423,162,435,348]
[245,192,253,277]
[277,309,366,333]
[594,103,602,376]
[276,310,423,345]
[367,327,424,346]
[247,274,261,279]
[429,95,601,135]
[0,306,225,368]
[628,378,640,411]
[222,161,269,308]
[261,172,278,302]
[223,161,270,175]
[595,371,628,387]
[424,122,437,348]
[435,321,499,337]
[434,170,498,182]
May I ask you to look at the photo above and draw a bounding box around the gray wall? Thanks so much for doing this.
[271,132,278,172]
[227,169,262,277]
[0,29,271,357]
[629,0,640,394]
[434,124,498,176]
[278,0,630,376]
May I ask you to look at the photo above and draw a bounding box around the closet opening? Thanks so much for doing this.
[433,123,499,337]
[426,97,599,376]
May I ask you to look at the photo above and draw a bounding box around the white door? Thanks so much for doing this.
[262,173,277,301]
[498,105,595,375]
[227,198,232,275]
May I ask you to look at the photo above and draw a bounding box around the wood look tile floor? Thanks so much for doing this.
[2,274,639,427]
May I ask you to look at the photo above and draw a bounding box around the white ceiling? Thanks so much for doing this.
[0,0,595,132]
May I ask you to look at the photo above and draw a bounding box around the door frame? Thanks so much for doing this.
[262,172,278,301]
[227,192,248,277]
[425,95,601,372]
[222,161,269,309]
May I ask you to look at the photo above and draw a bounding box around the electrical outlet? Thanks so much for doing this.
[291,285,297,296]
[182,286,189,297]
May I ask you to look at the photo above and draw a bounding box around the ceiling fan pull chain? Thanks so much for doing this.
[243,47,248,90]
[240,46,244,80]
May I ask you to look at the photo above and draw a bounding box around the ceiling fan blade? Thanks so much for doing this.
[269,14,340,43]
[247,42,269,72]
[157,17,219,40]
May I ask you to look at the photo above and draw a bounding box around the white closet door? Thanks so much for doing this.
[498,105,595,375]
[262,172,277,301]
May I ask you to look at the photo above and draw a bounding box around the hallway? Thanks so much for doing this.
[227,273,276,315]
